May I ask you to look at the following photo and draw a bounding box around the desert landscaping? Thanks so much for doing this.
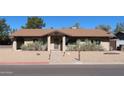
[0,46,49,64]
[1,17,124,65]
[0,46,124,64]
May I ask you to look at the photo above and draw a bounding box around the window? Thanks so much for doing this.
[33,39,38,42]
[91,40,101,45]
[96,40,101,45]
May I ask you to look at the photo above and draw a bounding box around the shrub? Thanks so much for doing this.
[21,44,28,50]
[21,43,35,51]
[67,39,104,51]
[80,43,104,51]
[34,41,43,50]
[66,45,77,51]
[27,43,36,50]
[21,41,47,51]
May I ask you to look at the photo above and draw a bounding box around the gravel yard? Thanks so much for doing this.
[0,46,124,64]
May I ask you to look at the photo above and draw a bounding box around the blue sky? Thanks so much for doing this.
[1,16,124,31]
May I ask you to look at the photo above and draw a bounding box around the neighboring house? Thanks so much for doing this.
[11,29,114,51]
[115,31,124,50]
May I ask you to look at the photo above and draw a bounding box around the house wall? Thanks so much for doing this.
[101,41,110,51]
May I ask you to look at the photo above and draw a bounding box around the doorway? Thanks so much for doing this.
[16,38,24,49]
[51,36,62,51]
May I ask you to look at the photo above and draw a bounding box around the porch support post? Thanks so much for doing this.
[47,35,51,51]
[62,36,66,51]
[13,39,17,51]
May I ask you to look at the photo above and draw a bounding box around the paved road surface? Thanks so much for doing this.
[0,64,124,76]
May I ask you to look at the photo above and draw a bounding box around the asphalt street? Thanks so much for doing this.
[0,64,124,76]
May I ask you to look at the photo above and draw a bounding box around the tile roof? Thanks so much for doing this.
[11,29,114,37]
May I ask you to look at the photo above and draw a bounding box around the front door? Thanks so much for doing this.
[17,38,24,49]
[51,36,62,51]
[54,43,59,49]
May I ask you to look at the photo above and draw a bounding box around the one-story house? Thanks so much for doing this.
[11,29,114,51]
[115,31,124,50]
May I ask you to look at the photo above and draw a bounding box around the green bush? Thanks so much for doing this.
[79,43,104,51]
[66,45,77,51]
[21,44,28,50]
[21,41,47,51]
[67,39,104,51]
[34,41,43,50]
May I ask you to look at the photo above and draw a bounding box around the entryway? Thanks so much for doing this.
[16,38,24,49]
[51,36,62,51]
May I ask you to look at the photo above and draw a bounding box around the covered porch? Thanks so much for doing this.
[47,31,66,51]
[12,31,67,51]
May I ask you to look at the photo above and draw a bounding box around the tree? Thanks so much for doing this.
[95,24,111,32]
[70,22,80,29]
[0,18,11,42]
[74,22,80,29]
[22,17,45,29]
[114,23,124,33]
[9,28,17,34]
[50,27,54,29]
